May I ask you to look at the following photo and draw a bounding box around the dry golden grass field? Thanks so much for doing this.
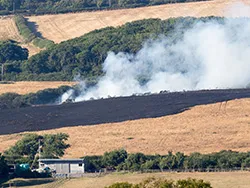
[0,81,75,95]
[0,16,22,41]
[1,98,250,157]
[27,0,250,43]
[7,171,250,188]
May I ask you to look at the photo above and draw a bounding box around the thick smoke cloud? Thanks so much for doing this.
[60,2,250,103]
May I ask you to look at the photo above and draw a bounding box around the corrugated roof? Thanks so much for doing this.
[39,158,84,162]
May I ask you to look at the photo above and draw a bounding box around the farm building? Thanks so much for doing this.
[38,159,84,175]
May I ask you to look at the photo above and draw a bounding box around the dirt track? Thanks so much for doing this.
[27,0,250,43]
[1,88,250,136]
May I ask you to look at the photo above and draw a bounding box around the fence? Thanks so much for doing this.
[52,167,250,179]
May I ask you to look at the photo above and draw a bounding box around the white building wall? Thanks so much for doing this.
[39,160,85,174]
[70,163,84,173]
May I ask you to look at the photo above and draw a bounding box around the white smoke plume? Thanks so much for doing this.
[60,2,250,103]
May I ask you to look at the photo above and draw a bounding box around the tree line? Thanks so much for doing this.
[0,0,209,15]
[84,149,250,172]
[0,85,72,110]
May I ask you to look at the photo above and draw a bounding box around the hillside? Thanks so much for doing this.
[27,0,250,43]
[1,98,250,157]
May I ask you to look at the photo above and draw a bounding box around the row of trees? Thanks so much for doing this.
[84,149,250,172]
[0,0,209,15]
[0,85,72,109]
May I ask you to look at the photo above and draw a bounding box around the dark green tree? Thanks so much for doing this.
[123,153,146,171]
[0,41,28,64]
[102,149,128,169]
[42,133,70,158]
[0,153,9,178]
[4,133,70,164]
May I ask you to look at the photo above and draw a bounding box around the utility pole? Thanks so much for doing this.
[38,139,41,168]
[28,0,31,13]
[13,0,15,14]
[1,64,4,82]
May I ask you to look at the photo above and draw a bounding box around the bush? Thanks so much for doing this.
[33,38,55,49]
[176,178,212,188]
[0,92,28,109]
[105,182,133,188]
[106,177,212,188]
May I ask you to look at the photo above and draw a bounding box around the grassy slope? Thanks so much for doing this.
[1,98,250,157]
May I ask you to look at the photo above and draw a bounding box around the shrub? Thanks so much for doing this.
[33,38,55,49]
[105,182,133,188]
[176,178,212,188]
[106,177,212,188]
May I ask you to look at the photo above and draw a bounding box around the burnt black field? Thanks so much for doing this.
[1,88,250,135]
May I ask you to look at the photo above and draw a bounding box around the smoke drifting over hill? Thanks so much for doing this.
[60,2,250,103]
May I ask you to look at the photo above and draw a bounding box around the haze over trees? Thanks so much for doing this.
[3,17,224,81]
